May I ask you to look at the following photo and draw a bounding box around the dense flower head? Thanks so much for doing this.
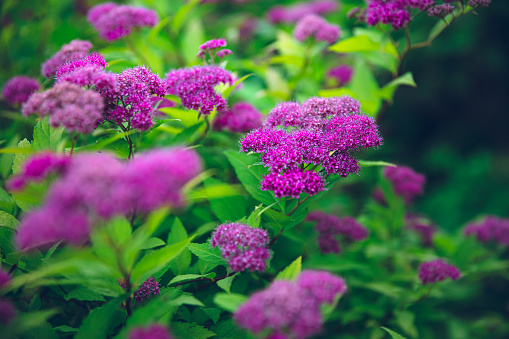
[468,0,491,8]
[211,223,270,272]
[240,128,287,153]
[164,66,235,116]
[418,259,461,285]
[128,324,173,339]
[41,39,92,78]
[235,270,347,338]
[8,152,69,191]
[267,0,338,24]
[0,269,11,288]
[120,277,160,303]
[15,148,202,251]
[428,3,454,16]
[197,39,232,63]
[102,66,165,130]
[406,213,436,247]
[294,14,340,44]
[262,169,325,199]
[55,52,115,90]
[384,165,425,204]
[213,102,264,133]
[200,38,227,50]
[87,2,158,41]
[328,65,354,87]
[22,82,104,134]
[0,299,16,325]
[1,76,40,105]
[464,215,509,246]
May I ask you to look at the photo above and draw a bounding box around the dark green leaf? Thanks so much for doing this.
[205,177,247,223]
[188,243,227,267]
[171,322,216,339]
[169,273,216,285]
[202,308,221,324]
[213,293,247,313]
[381,327,407,339]
[64,287,106,302]
[75,298,125,339]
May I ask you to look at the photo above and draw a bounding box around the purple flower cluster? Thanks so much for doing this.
[464,215,509,246]
[164,66,235,116]
[102,66,166,130]
[418,259,460,285]
[120,277,160,303]
[0,269,11,287]
[8,152,69,191]
[405,213,436,247]
[268,0,338,24]
[87,2,158,41]
[428,3,454,16]
[197,39,233,63]
[307,211,369,254]
[294,14,340,44]
[468,0,491,8]
[240,96,382,199]
[213,102,264,133]
[328,65,353,87]
[0,299,16,325]
[14,148,202,251]
[22,82,104,134]
[41,39,92,78]
[211,223,270,272]
[1,76,40,105]
[55,52,116,90]
[235,270,346,339]
[383,165,425,204]
[128,324,173,339]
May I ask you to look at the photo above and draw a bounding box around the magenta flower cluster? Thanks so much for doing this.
[235,270,346,339]
[267,0,338,24]
[405,213,436,247]
[87,2,158,41]
[165,66,235,116]
[13,148,202,250]
[41,39,92,78]
[102,66,166,130]
[128,324,173,339]
[22,82,104,134]
[197,38,232,62]
[307,211,369,254]
[120,277,160,303]
[383,165,425,204]
[294,14,340,44]
[213,102,264,133]
[464,215,509,247]
[55,52,116,90]
[418,259,460,285]
[327,65,353,87]
[1,76,40,106]
[0,269,11,288]
[211,223,270,272]
[240,96,382,199]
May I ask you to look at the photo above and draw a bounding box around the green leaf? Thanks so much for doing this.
[12,138,31,174]
[202,308,221,324]
[276,256,302,281]
[131,238,192,285]
[0,211,18,229]
[349,59,381,116]
[180,17,205,65]
[169,273,216,285]
[168,217,188,244]
[210,319,245,338]
[75,297,125,339]
[141,237,166,250]
[224,150,284,211]
[54,325,78,333]
[171,322,216,339]
[64,287,106,302]
[0,136,19,178]
[358,160,397,168]
[329,35,380,53]
[203,177,247,222]
[246,208,261,228]
[169,293,204,307]
[394,310,418,338]
[379,72,417,103]
[171,0,200,33]
[262,208,293,232]
[213,293,247,312]
[32,116,63,151]
[217,273,238,294]
[188,243,228,267]
[10,310,59,337]
[221,74,254,98]
[381,327,407,339]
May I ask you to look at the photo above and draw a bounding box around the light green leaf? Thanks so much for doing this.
[188,243,227,267]
[217,273,238,294]
[0,211,18,229]
[358,160,397,168]
[221,74,254,98]
[381,327,407,339]
[12,138,31,174]
[213,293,247,313]
[141,237,166,250]
[169,293,204,307]
[329,35,380,53]
[171,0,200,33]
[276,256,302,281]
[379,72,417,103]
[32,116,63,151]
[169,273,216,285]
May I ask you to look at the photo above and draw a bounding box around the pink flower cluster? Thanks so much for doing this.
[164,66,235,116]
[41,39,92,78]
[13,148,202,251]
[55,52,116,90]
[0,269,10,287]
[327,65,354,87]
[267,0,338,24]
[87,2,158,41]
[464,215,509,246]
[197,39,233,63]
[1,76,40,106]
[418,259,460,285]
[22,82,104,134]
[128,324,173,339]
[383,165,425,204]
[211,223,270,272]
[294,14,340,44]
[102,66,166,130]
[240,96,382,199]
[307,211,369,254]
[235,270,346,339]
[213,102,264,133]
[7,152,69,190]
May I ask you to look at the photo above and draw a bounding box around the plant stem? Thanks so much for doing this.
[70,133,80,155]
[175,272,235,287]
[119,124,134,159]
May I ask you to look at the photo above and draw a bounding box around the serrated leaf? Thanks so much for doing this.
[169,293,204,307]
[0,211,18,229]
[217,273,237,294]
[381,327,407,339]
[262,208,293,231]
[32,116,63,151]
[276,256,302,281]
[188,243,228,266]
[169,273,216,285]
[202,308,221,324]
[75,297,125,339]
[64,287,106,302]
[213,293,247,313]
[245,208,261,228]
[210,319,245,338]
[12,138,31,174]
[171,322,216,339]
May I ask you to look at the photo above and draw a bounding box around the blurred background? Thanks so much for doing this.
[1,0,508,232]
